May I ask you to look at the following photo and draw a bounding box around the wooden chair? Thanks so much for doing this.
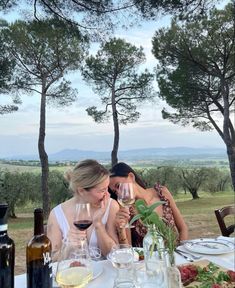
[214,206,235,237]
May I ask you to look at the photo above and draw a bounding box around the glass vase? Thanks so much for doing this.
[164,250,182,288]
[143,225,167,287]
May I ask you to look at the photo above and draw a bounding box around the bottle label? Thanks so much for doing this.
[0,224,7,232]
[43,252,51,265]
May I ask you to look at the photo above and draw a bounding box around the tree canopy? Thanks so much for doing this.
[0,19,20,114]
[152,3,235,190]
[0,0,222,36]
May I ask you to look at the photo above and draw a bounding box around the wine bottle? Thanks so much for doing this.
[0,203,15,288]
[26,208,52,288]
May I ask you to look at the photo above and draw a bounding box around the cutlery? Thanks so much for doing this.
[181,240,220,249]
[175,249,202,260]
[194,243,219,249]
[175,250,194,262]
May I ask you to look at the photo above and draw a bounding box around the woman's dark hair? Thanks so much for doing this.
[110,162,146,189]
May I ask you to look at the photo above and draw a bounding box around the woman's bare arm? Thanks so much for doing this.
[95,199,120,256]
[47,210,63,261]
[162,186,188,241]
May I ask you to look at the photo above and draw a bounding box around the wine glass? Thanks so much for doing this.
[56,240,92,288]
[74,203,92,232]
[117,183,135,228]
[108,244,136,288]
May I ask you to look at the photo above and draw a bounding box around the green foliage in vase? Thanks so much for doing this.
[130,199,178,261]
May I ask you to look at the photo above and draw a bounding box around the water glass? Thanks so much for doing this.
[109,244,137,288]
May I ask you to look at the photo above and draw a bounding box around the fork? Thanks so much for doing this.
[175,249,202,260]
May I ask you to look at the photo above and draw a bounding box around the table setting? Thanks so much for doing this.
[175,236,235,270]
[14,236,234,288]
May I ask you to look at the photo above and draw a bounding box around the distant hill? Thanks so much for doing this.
[2,147,227,162]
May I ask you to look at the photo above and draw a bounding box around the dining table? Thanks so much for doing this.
[15,236,235,288]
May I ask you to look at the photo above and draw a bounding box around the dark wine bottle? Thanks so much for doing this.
[26,208,52,288]
[0,203,15,288]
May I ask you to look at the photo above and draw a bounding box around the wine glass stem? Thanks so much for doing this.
[78,236,88,249]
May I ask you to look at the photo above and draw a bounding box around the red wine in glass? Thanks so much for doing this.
[74,203,92,231]
[73,220,92,231]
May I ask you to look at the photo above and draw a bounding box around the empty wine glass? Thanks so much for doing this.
[108,244,136,288]
[117,183,135,228]
[56,239,92,288]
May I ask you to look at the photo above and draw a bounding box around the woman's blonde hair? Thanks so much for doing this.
[64,159,109,193]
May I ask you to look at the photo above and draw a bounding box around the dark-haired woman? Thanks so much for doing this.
[109,162,188,247]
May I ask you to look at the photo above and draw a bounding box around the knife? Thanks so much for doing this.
[175,250,194,262]
[181,240,220,249]
[194,243,220,249]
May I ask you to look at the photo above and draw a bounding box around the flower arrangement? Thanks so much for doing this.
[129,199,177,265]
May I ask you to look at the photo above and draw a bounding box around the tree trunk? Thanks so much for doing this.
[38,83,50,218]
[9,203,16,218]
[226,144,235,192]
[220,78,235,192]
[189,188,200,199]
[111,88,119,167]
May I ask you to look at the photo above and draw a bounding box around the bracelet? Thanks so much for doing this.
[117,227,125,233]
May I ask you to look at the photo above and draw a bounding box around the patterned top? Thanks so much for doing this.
[130,183,177,247]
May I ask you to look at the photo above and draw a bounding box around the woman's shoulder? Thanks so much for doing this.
[51,199,73,216]
[159,186,174,203]
[153,183,172,199]
[110,198,119,209]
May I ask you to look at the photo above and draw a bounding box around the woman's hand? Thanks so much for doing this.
[67,225,86,243]
[93,192,110,227]
[115,207,130,228]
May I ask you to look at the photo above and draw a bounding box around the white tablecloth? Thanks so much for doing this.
[15,237,235,288]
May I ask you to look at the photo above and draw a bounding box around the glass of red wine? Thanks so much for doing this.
[74,203,92,233]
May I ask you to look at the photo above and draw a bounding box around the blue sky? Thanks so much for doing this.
[0,4,228,157]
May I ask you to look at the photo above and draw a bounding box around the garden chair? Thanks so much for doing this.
[214,205,235,237]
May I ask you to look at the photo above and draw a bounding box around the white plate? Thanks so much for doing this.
[184,238,234,255]
[52,261,103,287]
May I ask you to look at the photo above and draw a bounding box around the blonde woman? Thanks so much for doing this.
[47,159,119,259]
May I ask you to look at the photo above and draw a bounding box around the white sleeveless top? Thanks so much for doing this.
[52,199,112,249]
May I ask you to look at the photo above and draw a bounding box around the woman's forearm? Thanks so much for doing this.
[117,227,131,245]
[95,222,117,256]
